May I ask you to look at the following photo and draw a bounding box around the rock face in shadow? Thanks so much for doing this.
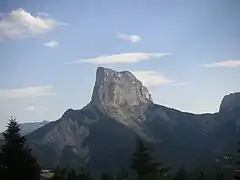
[219,92,240,112]
[26,67,240,173]
[27,105,136,173]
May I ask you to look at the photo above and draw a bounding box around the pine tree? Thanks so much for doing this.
[0,117,40,180]
[131,136,168,180]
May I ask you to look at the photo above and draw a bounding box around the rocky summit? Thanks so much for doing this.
[91,67,152,107]
[26,67,240,174]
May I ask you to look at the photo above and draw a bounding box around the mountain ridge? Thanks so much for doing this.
[24,67,240,173]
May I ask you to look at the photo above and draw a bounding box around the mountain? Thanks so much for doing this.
[219,92,240,112]
[19,121,50,135]
[0,121,49,139]
[26,67,240,174]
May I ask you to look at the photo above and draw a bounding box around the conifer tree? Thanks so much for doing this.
[0,117,40,180]
[131,136,168,180]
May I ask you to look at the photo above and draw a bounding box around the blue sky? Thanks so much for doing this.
[0,0,239,131]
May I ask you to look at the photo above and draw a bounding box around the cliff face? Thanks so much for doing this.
[91,67,152,107]
[90,67,154,139]
[219,92,240,112]
[26,67,240,173]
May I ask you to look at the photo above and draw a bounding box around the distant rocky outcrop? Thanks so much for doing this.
[219,92,240,112]
[26,67,240,174]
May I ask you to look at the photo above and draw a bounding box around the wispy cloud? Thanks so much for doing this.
[0,8,67,39]
[132,71,172,87]
[44,40,58,47]
[36,12,49,17]
[71,52,170,64]
[132,70,190,87]
[116,33,141,43]
[24,105,49,112]
[24,105,37,111]
[0,85,56,99]
[203,60,240,68]
[172,82,192,87]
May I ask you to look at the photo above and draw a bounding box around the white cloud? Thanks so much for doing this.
[172,82,192,87]
[0,85,56,99]
[72,52,170,64]
[0,8,66,39]
[132,71,172,87]
[116,33,141,43]
[203,60,240,68]
[24,105,49,112]
[44,40,58,47]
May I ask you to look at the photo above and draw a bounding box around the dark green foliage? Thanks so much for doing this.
[196,172,205,180]
[100,173,114,180]
[78,167,93,180]
[51,172,64,180]
[66,169,78,180]
[0,117,40,180]
[0,151,3,177]
[234,175,240,180]
[215,171,225,180]
[131,136,168,180]
[233,142,240,180]
[115,168,131,180]
[51,167,68,180]
[174,166,188,180]
[51,166,93,180]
